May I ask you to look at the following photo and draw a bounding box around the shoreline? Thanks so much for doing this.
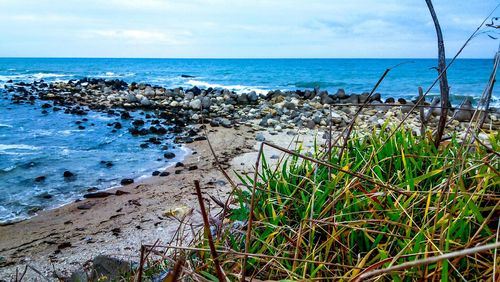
[1,77,499,279]
[0,124,259,279]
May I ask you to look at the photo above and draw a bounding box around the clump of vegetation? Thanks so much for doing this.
[159,124,499,281]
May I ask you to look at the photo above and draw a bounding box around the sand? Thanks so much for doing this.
[0,125,259,280]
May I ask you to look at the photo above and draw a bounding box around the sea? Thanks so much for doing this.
[0,58,498,222]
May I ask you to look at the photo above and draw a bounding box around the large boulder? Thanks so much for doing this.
[454,99,473,122]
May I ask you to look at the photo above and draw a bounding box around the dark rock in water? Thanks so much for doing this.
[140,143,149,149]
[120,178,134,185]
[385,97,395,104]
[92,255,133,281]
[454,99,473,122]
[164,152,176,159]
[120,112,131,119]
[132,119,145,127]
[160,171,170,177]
[41,103,52,109]
[320,92,334,104]
[152,171,160,176]
[336,88,346,99]
[371,93,382,102]
[41,110,48,114]
[175,162,184,167]
[63,171,75,178]
[35,176,46,182]
[359,92,370,104]
[114,122,122,129]
[78,125,85,130]
[87,187,99,192]
[398,98,407,104]
[346,94,359,104]
[181,74,195,78]
[84,192,113,199]
[37,192,53,199]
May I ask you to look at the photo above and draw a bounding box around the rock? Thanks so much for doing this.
[320,92,334,104]
[220,118,231,128]
[371,93,382,102]
[454,99,473,122]
[346,94,359,104]
[175,162,184,167]
[140,97,152,106]
[398,98,407,104]
[120,178,134,185]
[255,132,266,142]
[188,165,198,171]
[63,171,75,178]
[152,171,160,176]
[385,97,395,104]
[35,176,46,182]
[115,190,130,196]
[335,88,346,99]
[164,152,176,159]
[359,92,370,103]
[248,91,258,102]
[305,120,316,129]
[201,97,211,108]
[189,99,202,110]
[237,93,249,104]
[83,192,113,199]
[160,171,170,177]
[77,203,93,210]
[92,255,133,281]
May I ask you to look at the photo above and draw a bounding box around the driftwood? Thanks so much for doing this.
[425,0,450,148]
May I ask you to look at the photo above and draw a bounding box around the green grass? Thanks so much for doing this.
[143,124,500,281]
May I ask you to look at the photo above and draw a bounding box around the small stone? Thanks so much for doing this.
[120,178,134,185]
[255,133,266,142]
[164,152,176,159]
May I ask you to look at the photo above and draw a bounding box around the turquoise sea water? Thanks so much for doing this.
[0,58,498,106]
[0,58,497,222]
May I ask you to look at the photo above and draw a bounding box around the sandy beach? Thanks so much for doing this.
[0,124,258,279]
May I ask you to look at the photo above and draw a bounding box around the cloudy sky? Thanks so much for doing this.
[1,0,498,58]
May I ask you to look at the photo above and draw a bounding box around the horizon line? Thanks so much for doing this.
[0,56,494,60]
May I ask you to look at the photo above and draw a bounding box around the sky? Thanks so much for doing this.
[0,0,499,58]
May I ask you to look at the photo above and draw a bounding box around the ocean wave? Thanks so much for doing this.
[0,123,13,128]
[95,72,136,78]
[0,144,40,151]
[186,79,269,95]
[0,73,72,82]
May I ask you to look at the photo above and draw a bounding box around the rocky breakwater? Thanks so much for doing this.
[3,78,499,140]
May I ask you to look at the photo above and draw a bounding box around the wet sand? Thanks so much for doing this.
[0,125,260,279]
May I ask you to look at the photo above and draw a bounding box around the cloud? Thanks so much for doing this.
[82,29,191,45]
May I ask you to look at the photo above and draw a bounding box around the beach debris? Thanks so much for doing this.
[162,206,193,218]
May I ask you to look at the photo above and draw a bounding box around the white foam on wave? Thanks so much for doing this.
[186,79,269,95]
[32,73,70,80]
[95,72,136,78]
[0,144,40,151]
[0,123,13,128]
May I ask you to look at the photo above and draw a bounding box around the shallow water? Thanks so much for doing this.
[0,96,187,222]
